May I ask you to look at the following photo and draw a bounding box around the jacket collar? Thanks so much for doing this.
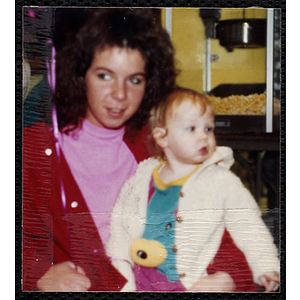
[201,146,234,171]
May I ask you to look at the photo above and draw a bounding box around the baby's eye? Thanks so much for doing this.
[187,126,196,132]
[205,126,214,133]
[98,73,111,80]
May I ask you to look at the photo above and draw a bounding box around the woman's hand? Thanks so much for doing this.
[259,272,280,292]
[37,261,92,291]
[188,271,235,292]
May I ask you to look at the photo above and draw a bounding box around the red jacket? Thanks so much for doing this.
[22,121,258,292]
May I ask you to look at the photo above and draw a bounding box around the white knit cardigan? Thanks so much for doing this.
[106,146,280,291]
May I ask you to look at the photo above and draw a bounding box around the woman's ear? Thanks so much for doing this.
[152,127,168,149]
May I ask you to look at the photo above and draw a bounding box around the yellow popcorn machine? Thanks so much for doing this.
[199,8,281,134]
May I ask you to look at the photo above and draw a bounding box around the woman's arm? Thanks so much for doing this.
[22,123,91,291]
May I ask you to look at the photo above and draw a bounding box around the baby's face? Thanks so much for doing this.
[165,101,216,166]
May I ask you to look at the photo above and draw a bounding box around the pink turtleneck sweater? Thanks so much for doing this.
[58,119,138,245]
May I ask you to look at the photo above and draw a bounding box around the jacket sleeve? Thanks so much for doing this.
[22,124,58,291]
[105,177,137,291]
[106,158,156,291]
[222,170,280,285]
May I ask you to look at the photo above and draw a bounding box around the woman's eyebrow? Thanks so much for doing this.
[94,67,112,72]
[93,67,146,77]
[132,72,146,77]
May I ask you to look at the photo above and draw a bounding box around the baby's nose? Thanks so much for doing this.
[198,131,208,140]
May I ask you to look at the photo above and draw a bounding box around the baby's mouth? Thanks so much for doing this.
[199,147,208,155]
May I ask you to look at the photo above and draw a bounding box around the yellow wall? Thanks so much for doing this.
[220,8,267,20]
[162,8,267,93]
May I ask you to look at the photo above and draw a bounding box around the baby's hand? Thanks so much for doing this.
[259,272,280,292]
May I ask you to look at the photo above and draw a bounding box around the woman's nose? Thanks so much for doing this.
[112,80,127,101]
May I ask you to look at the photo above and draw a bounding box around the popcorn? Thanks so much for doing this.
[207,92,281,115]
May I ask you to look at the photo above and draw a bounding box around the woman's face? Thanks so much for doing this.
[85,46,146,129]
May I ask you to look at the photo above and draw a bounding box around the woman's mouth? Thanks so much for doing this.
[107,108,125,118]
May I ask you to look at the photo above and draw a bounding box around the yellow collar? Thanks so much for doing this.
[152,162,201,190]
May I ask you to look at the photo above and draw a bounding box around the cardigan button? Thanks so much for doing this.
[179,191,184,197]
[45,148,52,156]
[179,273,186,278]
[172,245,178,253]
[165,223,172,230]
[71,201,78,208]
[176,216,183,223]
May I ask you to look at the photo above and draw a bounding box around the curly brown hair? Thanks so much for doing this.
[54,8,178,133]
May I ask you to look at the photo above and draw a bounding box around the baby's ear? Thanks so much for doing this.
[152,127,168,149]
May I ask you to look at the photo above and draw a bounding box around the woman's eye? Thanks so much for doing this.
[205,127,214,133]
[130,77,143,85]
[98,73,111,80]
[187,126,195,132]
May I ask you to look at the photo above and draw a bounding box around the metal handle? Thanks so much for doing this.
[266,9,274,133]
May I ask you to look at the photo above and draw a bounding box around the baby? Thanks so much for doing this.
[106,88,280,292]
